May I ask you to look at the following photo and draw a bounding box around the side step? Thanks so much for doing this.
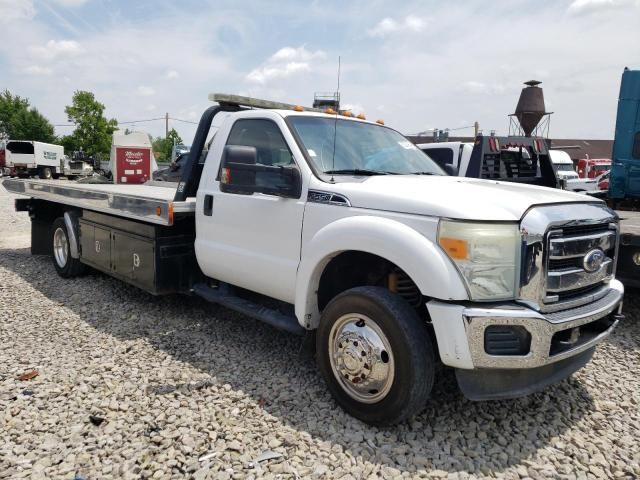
[192,283,305,336]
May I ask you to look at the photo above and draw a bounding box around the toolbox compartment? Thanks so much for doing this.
[78,210,198,294]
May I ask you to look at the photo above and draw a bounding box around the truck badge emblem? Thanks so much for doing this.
[95,241,101,253]
[583,249,605,273]
[133,253,140,268]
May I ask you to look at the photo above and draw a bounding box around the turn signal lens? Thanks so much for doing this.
[439,237,468,260]
[221,167,231,184]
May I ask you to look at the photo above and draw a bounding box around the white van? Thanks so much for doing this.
[6,141,65,179]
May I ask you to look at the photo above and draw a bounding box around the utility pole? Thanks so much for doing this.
[474,121,479,137]
[165,112,169,138]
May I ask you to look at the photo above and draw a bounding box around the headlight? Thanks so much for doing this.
[438,221,521,301]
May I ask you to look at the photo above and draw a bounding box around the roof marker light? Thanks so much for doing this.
[293,105,304,112]
[376,119,385,125]
[357,113,366,120]
[324,108,336,114]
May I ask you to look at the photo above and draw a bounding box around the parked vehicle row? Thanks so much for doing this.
[1,140,94,179]
[2,93,624,425]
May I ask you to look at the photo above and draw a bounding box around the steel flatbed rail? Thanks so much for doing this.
[1,178,195,226]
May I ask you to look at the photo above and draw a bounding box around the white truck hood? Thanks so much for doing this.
[325,175,598,221]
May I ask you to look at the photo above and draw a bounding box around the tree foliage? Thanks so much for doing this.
[152,128,183,162]
[0,90,56,143]
[61,90,118,157]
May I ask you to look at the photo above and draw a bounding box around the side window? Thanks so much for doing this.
[226,119,294,167]
[423,148,453,168]
[633,131,640,160]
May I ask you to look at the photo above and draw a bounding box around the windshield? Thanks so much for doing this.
[288,116,445,176]
[555,164,576,172]
[592,164,609,173]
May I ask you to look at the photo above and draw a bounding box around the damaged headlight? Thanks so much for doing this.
[438,220,521,301]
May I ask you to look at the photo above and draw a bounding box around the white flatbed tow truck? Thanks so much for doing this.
[2,94,625,425]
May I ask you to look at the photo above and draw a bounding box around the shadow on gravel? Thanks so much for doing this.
[3,246,634,475]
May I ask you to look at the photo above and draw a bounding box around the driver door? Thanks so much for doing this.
[196,117,306,303]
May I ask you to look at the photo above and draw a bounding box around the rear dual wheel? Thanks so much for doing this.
[316,286,435,426]
[51,217,85,278]
[38,167,53,180]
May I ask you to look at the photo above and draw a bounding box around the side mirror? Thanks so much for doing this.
[443,163,458,176]
[220,145,258,194]
[220,145,302,198]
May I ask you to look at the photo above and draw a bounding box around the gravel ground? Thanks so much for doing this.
[0,185,639,480]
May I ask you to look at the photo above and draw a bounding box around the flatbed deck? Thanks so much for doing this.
[1,178,195,226]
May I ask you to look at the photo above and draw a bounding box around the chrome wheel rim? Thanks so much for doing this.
[329,313,395,403]
[53,227,68,268]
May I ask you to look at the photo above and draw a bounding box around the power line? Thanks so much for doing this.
[53,116,197,127]
[169,117,198,125]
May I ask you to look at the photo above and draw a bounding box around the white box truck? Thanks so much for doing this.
[5,140,65,179]
[2,94,624,425]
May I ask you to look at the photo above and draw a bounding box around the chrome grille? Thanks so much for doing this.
[518,203,619,313]
[545,224,616,300]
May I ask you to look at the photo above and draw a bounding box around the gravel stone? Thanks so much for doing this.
[0,184,639,479]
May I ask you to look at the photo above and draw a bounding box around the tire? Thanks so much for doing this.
[316,286,435,426]
[52,173,60,179]
[38,167,52,179]
[50,217,85,278]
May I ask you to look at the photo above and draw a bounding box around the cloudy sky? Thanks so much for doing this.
[0,0,638,142]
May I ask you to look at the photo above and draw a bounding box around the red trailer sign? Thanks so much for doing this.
[115,147,151,184]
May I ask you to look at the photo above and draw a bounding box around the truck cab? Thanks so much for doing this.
[577,157,611,179]
[549,150,599,192]
[3,94,625,426]
[610,68,640,202]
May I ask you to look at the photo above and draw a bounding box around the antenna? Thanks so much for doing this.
[330,56,341,183]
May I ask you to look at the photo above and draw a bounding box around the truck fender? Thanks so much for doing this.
[63,211,81,259]
[295,215,468,328]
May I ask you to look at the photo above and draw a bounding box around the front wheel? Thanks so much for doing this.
[51,217,85,278]
[316,286,435,426]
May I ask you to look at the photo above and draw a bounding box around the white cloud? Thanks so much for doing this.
[166,70,179,79]
[51,0,89,6]
[137,86,156,96]
[28,39,82,60]
[567,0,637,14]
[24,65,53,76]
[461,81,506,95]
[246,46,325,84]
[368,14,427,37]
[0,0,35,24]
[146,104,156,112]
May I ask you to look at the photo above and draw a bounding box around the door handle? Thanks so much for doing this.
[203,194,213,216]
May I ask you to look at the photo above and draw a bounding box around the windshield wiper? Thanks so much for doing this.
[323,169,396,176]
[409,171,443,175]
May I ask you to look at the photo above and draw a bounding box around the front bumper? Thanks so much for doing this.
[428,279,624,371]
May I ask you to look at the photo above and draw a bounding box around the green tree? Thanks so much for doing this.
[0,90,56,142]
[152,128,183,162]
[62,90,118,156]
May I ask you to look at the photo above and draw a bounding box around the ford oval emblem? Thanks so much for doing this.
[583,249,605,273]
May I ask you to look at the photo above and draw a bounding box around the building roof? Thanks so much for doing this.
[406,135,613,160]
